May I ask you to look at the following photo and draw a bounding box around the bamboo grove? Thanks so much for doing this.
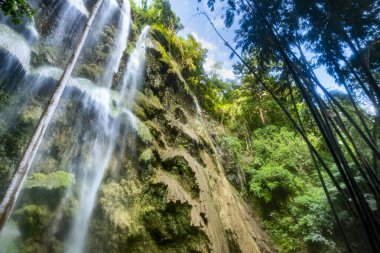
[202,0,380,252]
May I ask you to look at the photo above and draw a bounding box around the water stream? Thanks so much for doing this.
[0,0,150,252]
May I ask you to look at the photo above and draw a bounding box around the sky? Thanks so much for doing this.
[136,0,342,90]
[169,0,237,80]
[168,0,343,91]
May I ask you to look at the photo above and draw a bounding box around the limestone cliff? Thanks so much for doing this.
[85,28,273,253]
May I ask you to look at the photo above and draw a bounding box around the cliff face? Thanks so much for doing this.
[85,30,273,253]
[0,1,273,252]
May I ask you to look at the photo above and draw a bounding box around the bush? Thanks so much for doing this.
[249,164,298,208]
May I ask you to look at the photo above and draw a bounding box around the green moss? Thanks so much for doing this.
[162,157,200,199]
[136,93,164,115]
[31,45,67,67]
[145,50,166,90]
[21,171,75,209]
[73,25,117,81]
[139,148,155,163]
[0,102,43,194]
[0,89,11,110]
[25,171,75,190]
[75,63,103,81]
[142,183,208,251]
[135,120,154,144]
[19,240,49,253]
[132,104,147,120]
[91,180,148,252]
[90,180,208,253]
[14,205,50,237]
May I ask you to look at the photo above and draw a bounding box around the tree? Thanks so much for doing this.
[134,0,183,32]
[0,0,104,232]
[0,0,34,24]
[201,0,380,251]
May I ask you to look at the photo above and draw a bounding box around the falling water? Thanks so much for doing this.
[63,25,150,252]
[120,26,150,103]
[101,0,131,87]
[0,24,31,71]
[47,0,89,47]
[66,0,89,16]
[0,0,151,251]
[81,0,119,50]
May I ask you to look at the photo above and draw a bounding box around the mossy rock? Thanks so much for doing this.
[134,120,154,144]
[135,93,164,119]
[25,171,75,190]
[75,63,103,82]
[174,107,188,124]
[139,148,156,164]
[132,104,147,121]
[22,171,75,208]
[31,45,66,67]
[162,156,200,199]
[141,183,208,251]
[14,205,50,237]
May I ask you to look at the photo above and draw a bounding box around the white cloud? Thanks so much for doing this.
[219,67,235,80]
[190,32,235,80]
[204,54,235,80]
[214,16,225,29]
[190,32,215,51]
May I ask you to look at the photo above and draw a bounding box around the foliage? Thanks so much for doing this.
[246,126,335,252]
[201,0,380,250]
[132,0,183,32]
[217,135,247,189]
[151,24,205,81]
[249,164,298,206]
[216,123,335,251]
[251,126,313,172]
[25,171,75,190]
[14,205,49,236]
[0,0,35,24]
[289,188,334,247]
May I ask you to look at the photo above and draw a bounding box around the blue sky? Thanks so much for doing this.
[169,0,342,90]
[135,1,235,79]
[169,0,237,80]
[136,0,341,89]
[170,0,240,79]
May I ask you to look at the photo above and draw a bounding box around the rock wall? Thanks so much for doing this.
[86,31,273,253]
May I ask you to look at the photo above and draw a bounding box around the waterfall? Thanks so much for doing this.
[47,0,89,47]
[0,0,151,251]
[0,24,31,71]
[101,0,131,87]
[63,24,150,253]
[120,26,150,103]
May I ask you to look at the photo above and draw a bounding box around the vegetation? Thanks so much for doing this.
[195,0,380,251]
[0,0,34,24]
[0,0,379,252]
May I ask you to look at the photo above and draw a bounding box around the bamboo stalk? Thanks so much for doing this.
[0,0,104,232]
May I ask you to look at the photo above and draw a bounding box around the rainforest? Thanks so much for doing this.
[0,0,379,252]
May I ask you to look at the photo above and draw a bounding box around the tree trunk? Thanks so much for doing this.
[0,0,104,232]
[259,107,266,125]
